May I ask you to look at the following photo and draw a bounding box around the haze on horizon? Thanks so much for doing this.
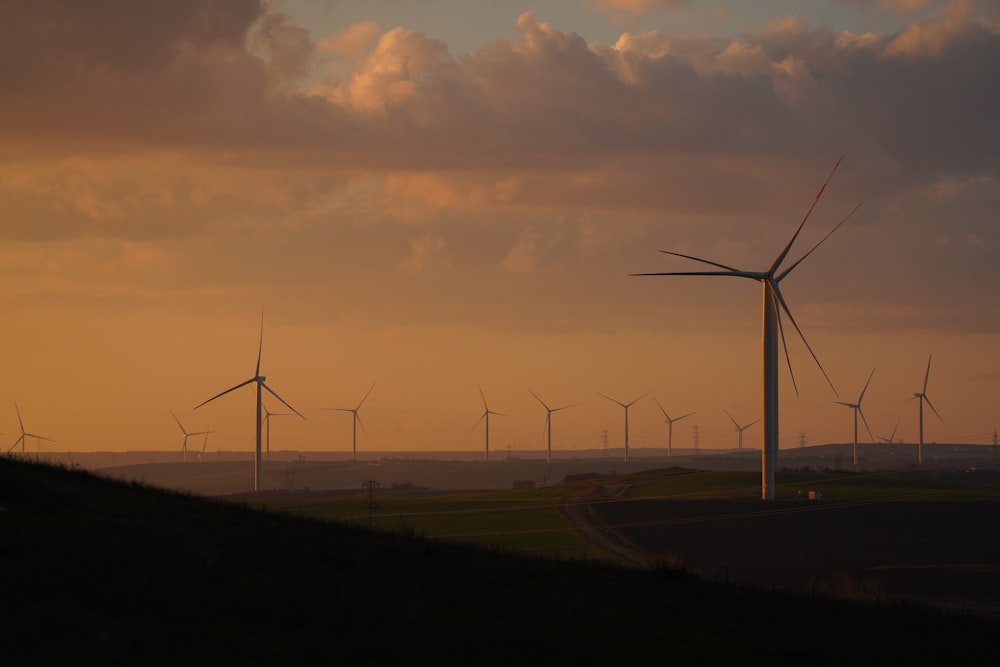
[1,0,997,457]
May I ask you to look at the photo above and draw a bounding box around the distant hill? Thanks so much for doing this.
[1,455,996,665]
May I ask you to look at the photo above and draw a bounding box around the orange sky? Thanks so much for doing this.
[1,1,998,457]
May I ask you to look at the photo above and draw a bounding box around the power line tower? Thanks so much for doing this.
[693,425,700,455]
[602,429,610,455]
[798,432,807,448]
[362,480,379,528]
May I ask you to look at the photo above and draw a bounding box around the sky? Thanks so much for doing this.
[1,0,998,458]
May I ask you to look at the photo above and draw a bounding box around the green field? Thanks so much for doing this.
[245,467,1000,564]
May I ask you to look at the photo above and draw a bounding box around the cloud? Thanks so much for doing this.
[592,0,693,16]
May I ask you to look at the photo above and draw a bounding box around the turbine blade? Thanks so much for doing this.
[477,383,490,410]
[748,419,761,428]
[923,395,944,423]
[596,392,625,408]
[15,402,24,431]
[471,412,487,432]
[657,250,741,272]
[256,311,264,377]
[626,391,651,407]
[923,354,933,393]
[858,367,876,403]
[553,403,577,412]
[357,381,376,409]
[25,433,57,443]
[772,289,801,398]
[631,270,761,279]
[769,156,843,274]
[356,413,369,438]
[776,202,861,282]
[528,389,549,410]
[261,383,305,419]
[653,397,669,419]
[858,408,875,443]
[170,410,187,435]
[724,409,739,428]
[9,435,24,452]
[194,377,257,410]
[675,411,695,422]
[770,281,838,397]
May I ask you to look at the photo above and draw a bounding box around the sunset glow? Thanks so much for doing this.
[2,0,997,458]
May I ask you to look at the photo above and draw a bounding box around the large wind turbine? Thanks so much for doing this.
[194,318,304,492]
[724,410,760,451]
[8,403,56,455]
[653,397,694,456]
[635,159,859,500]
[835,368,875,465]
[529,389,576,464]
[170,410,210,463]
[472,384,507,461]
[323,382,375,460]
[262,404,293,461]
[596,392,647,463]
[912,354,943,464]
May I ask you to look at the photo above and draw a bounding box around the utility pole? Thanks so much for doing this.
[693,425,700,455]
[362,480,379,528]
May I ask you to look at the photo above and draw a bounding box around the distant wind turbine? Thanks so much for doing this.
[529,389,576,464]
[597,392,648,463]
[323,382,375,460]
[194,317,304,492]
[8,402,56,455]
[262,404,293,461]
[835,368,875,465]
[724,410,760,451]
[912,354,943,464]
[877,417,901,444]
[199,428,212,461]
[653,397,694,457]
[472,384,508,462]
[635,158,859,500]
[170,410,210,463]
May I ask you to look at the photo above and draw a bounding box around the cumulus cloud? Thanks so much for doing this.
[592,0,693,15]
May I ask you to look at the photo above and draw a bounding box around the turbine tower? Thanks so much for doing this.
[835,368,875,465]
[8,403,56,455]
[635,159,859,500]
[724,410,760,451]
[194,317,304,492]
[262,404,293,461]
[170,410,210,463]
[912,354,943,464]
[472,384,507,462]
[323,382,375,460]
[529,389,576,464]
[596,392,647,463]
[199,428,212,461]
[653,397,694,456]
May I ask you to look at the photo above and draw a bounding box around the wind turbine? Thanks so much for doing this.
[199,428,212,461]
[635,158,859,500]
[194,318,304,492]
[262,404,293,461]
[323,382,375,460]
[724,410,760,451]
[877,417,900,444]
[912,354,943,464]
[472,384,507,462]
[170,410,210,463]
[835,368,875,465]
[653,397,694,456]
[8,402,56,455]
[529,389,576,464]
[596,392,648,463]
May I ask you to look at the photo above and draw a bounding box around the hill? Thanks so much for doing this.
[1,455,996,665]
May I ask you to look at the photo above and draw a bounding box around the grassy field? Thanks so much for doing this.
[5,456,1000,665]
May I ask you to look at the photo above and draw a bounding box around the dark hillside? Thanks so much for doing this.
[1,456,995,665]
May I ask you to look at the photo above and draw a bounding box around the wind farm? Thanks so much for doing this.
[4,2,999,663]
